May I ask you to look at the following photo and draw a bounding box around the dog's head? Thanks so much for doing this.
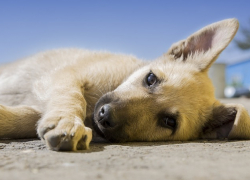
[93,19,250,142]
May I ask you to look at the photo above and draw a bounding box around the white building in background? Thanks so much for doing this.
[209,60,250,99]
[208,63,226,98]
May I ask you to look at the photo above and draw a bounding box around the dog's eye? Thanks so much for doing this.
[162,117,176,129]
[146,73,157,86]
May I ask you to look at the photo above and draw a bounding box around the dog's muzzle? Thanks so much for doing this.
[92,93,130,142]
[97,104,116,128]
[92,100,117,139]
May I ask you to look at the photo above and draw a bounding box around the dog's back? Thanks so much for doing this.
[0,49,143,140]
[0,49,143,108]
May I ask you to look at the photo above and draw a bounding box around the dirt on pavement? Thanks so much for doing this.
[1,98,250,180]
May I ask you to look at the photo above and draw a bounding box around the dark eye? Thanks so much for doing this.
[162,117,176,129]
[146,73,157,86]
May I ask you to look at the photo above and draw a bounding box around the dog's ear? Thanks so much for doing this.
[165,18,239,71]
[201,103,250,140]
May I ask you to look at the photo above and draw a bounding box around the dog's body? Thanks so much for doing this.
[0,18,250,151]
[0,49,143,147]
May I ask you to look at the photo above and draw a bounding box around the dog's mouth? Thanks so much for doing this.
[92,115,106,139]
[92,115,127,143]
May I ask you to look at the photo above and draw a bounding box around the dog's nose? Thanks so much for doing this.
[98,104,115,128]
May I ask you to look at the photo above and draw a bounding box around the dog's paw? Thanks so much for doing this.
[37,115,92,151]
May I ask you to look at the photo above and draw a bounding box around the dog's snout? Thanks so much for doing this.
[99,104,110,121]
[98,104,115,128]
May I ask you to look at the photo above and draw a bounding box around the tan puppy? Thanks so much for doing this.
[0,18,249,151]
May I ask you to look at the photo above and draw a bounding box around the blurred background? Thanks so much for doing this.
[1,0,250,99]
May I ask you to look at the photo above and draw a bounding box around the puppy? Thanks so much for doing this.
[0,18,249,151]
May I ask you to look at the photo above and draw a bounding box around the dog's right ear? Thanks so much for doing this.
[164,18,239,71]
[201,103,250,140]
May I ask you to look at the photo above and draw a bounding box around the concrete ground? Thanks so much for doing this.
[1,98,250,180]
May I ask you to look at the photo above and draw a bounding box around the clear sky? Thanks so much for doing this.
[1,0,250,64]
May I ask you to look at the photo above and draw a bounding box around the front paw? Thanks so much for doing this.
[37,116,92,151]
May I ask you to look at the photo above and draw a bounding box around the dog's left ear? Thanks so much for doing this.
[165,18,239,71]
[202,103,250,140]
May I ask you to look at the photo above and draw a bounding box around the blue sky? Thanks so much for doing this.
[1,0,250,64]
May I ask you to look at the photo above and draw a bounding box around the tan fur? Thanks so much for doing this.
[0,18,249,151]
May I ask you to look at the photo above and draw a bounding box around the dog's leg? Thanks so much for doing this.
[0,105,41,139]
[36,67,92,151]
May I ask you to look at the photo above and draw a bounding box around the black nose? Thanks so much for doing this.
[98,104,115,128]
